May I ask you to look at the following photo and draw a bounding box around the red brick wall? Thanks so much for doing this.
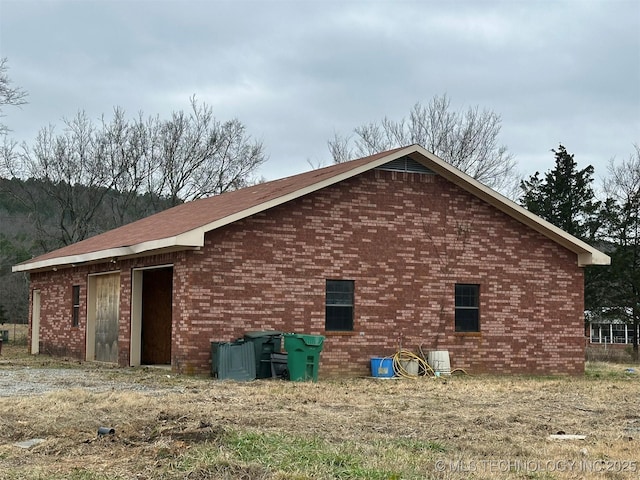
[29,169,586,375]
[177,169,585,375]
[29,253,177,364]
[29,268,90,359]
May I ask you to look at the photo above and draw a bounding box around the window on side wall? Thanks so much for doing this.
[325,280,354,331]
[455,284,479,332]
[72,285,80,328]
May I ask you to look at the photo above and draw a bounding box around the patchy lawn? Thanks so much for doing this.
[0,344,638,479]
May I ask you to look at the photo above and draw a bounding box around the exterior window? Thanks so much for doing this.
[72,285,80,327]
[590,323,602,343]
[612,324,627,343]
[591,323,638,345]
[455,284,479,332]
[325,280,354,331]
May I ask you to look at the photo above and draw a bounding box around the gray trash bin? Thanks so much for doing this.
[211,340,256,381]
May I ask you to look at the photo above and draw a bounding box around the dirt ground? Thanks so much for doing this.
[0,341,638,480]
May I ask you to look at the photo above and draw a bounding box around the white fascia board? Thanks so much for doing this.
[126,230,204,254]
[12,234,204,273]
[13,247,135,272]
[16,145,609,272]
[578,251,611,267]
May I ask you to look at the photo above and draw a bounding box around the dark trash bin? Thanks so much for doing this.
[270,352,289,379]
[243,331,283,379]
[283,333,325,382]
[211,340,256,381]
[1,330,8,342]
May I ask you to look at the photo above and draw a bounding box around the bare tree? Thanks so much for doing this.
[152,97,266,206]
[2,98,267,250]
[4,112,128,249]
[0,58,28,136]
[97,109,162,227]
[598,144,640,360]
[0,59,30,320]
[328,94,517,191]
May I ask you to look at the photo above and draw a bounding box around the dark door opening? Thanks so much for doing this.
[141,267,173,365]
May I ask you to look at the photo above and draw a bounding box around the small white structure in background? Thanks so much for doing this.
[587,309,638,346]
[589,322,638,345]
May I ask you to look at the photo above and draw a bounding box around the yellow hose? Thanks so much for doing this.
[392,349,435,378]
[382,349,471,378]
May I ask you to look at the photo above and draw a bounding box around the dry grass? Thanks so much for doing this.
[0,344,638,479]
[586,345,634,363]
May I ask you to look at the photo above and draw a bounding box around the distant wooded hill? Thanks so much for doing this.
[0,176,176,324]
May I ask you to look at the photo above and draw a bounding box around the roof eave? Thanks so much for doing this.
[12,231,204,273]
[578,251,611,267]
[14,148,418,273]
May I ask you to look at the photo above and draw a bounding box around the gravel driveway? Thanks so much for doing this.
[0,365,185,397]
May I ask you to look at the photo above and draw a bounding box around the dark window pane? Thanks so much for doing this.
[72,285,80,327]
[326,280,354,331]
[325,306,354,331]
[327,291,353,305]
[455,284,478,307]
[455,284,479,332]
[455,309,479,332]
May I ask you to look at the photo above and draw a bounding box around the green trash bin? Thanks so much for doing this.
[283,333,325,382]
[243,331,283,379]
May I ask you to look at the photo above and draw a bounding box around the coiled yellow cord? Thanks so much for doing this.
[392,349,435,378]
[389,349,471,378]
[372,349,471,378]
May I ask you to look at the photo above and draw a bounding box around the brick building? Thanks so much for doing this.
[14,145,610,375]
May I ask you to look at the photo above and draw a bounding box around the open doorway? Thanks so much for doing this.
[130,266,173,366]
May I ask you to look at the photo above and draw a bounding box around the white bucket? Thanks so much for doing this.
[427,350,451,375]
[400,359,420,376]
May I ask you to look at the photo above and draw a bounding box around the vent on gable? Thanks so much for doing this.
[376,156,435,174]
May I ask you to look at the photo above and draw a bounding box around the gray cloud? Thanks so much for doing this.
[1,0,638,186]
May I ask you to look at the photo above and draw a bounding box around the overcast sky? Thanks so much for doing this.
[1,0,639,188]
